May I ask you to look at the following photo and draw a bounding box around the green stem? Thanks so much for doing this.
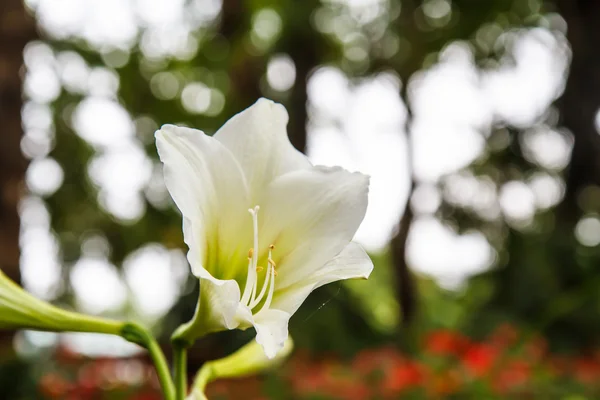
[172,340,188,400]
[121,323,176,400]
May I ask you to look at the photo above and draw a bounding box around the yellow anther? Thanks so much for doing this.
[272,269,278,277]
[268,258,276,268]
[269,244,275,250]
[256,266,264,273]
[248,248,254,259]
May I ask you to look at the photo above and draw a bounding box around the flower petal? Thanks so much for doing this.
[271,242,373,315]
[213,98,311,203]
[156,125,251,279]
[172,269,242,343]
[304,242,373,288]
[258,166,370,289]
[252,309,291,359]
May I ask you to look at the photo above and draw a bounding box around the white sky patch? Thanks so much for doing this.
[19,196,62,300]
[56,51,90,94]
[135,0,185,27]
[181,82,212,114]
[267,54,296,92]
[24,64,61,104]
[124,244,188,319]
[521,125,573,171]
[308,67,351,121]
[483,28,569,127]
[140,25,199,60]
[70,257,127,314]
[411,183,441,215]
[407,216,495,290]
[73,97,135,149]
[528,172,565,210]
[22,101,53,132]
[410,42,491,182]
[61,332,141,357]
[26,157,64,196]
[308,69,409,251]
[28,0,222,55]
[88,140,152,222]
[88,67,120,98]
[20,228,62,300]
[35,0,138,50]
[444,172,499,220]
[499,180,536,222]
[575,216,600,247]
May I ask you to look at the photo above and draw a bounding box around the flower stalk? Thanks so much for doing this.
[120,323,176,400]
[172,339,189,400]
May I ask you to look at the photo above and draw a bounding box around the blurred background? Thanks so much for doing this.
[1,0,599,398]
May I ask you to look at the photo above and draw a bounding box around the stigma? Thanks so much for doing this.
[240,206,277,313]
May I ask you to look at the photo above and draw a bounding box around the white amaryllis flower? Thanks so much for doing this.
[156,98,373,358]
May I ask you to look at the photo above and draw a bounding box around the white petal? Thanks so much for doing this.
[259,166,369,289]
[156,125,251,278]
[173,268,241,343]
[252,309,291,359]
[305,242,373,288]
[214,98,311,203]
[271,242,373,315]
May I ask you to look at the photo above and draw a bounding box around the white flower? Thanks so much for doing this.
[156,98,373,358]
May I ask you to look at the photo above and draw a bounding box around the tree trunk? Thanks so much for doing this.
[0,0,35,282]
[557,0,600,221]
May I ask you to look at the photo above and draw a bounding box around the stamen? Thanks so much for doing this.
[240,256,255,306]
[240,208,278,312]
[241,207,261,307]
[249,263,271,309]
[249,244,277,310]
[257,261,276,314]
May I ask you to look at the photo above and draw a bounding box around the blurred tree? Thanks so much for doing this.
[0,1,37,397]
[477,0,600,348]
[0,0,35,282]
[379,0,544,327]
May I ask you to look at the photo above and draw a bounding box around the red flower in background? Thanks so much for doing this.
[489,323,518,350]
[39,373,73,399]
[424,329,469,357]
[382,360,425,396]
[352,346,403,376]
[493,360,531,393]
[574,357,600,385]
[462,343,499,377]
[419,367,461,397]
[36,325,600,399]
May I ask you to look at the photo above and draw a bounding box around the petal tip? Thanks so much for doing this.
[251,97,289,123]
[155,124,178,138]
[362,260,375,280]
